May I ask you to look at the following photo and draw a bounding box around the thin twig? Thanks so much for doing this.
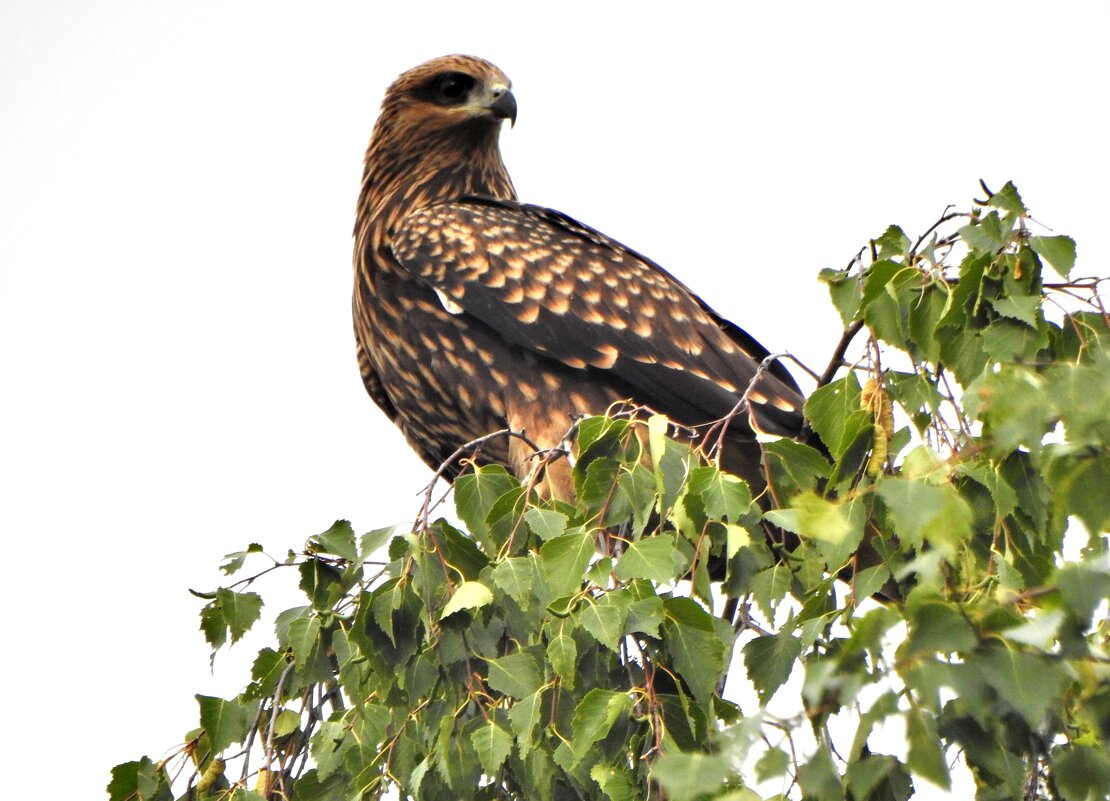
[413,427,541,532]
[909,207,962,261]
[263,660,297,774]
[816,320,865,389]
[703,352,794,463]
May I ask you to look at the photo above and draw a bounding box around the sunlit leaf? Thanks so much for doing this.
[440,580,493,619]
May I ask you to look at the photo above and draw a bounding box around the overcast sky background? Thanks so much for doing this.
[2,2,1108,798]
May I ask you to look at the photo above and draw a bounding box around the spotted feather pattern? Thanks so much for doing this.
[392,198,806,438]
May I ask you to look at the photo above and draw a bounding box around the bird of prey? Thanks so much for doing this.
[353,55,807,499]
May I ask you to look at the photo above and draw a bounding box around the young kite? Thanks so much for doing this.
[353,55,807,497]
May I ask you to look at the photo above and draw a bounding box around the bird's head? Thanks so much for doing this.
[378,55,517,138]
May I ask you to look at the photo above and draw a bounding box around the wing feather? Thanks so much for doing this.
[392,197,805,437]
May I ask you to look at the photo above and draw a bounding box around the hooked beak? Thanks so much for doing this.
[486,87,517,127]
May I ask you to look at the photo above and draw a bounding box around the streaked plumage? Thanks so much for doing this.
[353,55,807,497]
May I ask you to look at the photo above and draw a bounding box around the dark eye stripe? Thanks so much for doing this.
[413,72,476,107]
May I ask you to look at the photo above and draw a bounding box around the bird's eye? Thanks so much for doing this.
[433,73,474,104]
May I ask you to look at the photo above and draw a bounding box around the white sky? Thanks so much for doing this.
[2,2,1108,798]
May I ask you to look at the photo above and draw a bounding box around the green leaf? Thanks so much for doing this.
[939,318,990,385]
[1001,609,1066,650]
[755,746,790,783]
[312,520,358,561]
[980,318,1048,362]
[987,181,1027,216]
[874,225,911,259]
[540,529,595,599]
[270,708,301,737]
[290,770,347,801]
[966,368,1052,452]
[959,211,1009,253]
[763,439,831,497]
[436,715,481,792]
[431,518,490,580]
[614,533,682,583]
[805,373,864,459]
[797,743,842,801]
[298,558,344,610]
[508,689,544,751]
[107,757,172,801]
[220,543,264,576]
[207,589,264,647]
[688,465,753,521]
[975,647,1071,727]
[229,791,266,801]
[651,750,729,798]
[470,719,512,776]
[907,600,977,654]
[577,456,622,519]
[454,464,520,551]
[571,689,632,762]
[906,708,950,790]
[905,283,947,364]
[938,252,987,328]
[590,764,638,801]
[1055,561,1110,624]
[616,462,658,538]
[626,595,665,638]
[1030,235,1076,279]
[577,592,631,652]
[440,580,493,619]
[358,525,397,560]
[485,651,542,699]
[1053,745,1110,801]
[743,633,803,703]
[662,598,727,705]
[886,370,943,417]
[369,577,403,645]
[492,557,535,606]
[751,564,792,622]
[861,260,904,308]
[289,615,323,670]
[272,605,320,670]
[524,507,568,541]
[846,755,906,801]
[648,412,669,493]
[197,695,254,754]
[956,462,1019,519]
[852,564,892,602]
[311,720,352,781]
[876,477,973,552]
[845,606,902,658]
[547,631,578,687]
[1049,451,1110,536]
[199,604,228,651]
[251,648,288,696]
[819,267,862,325]
[765,491,864,567]
[725,523,750,560]
[1045,353,1110,446]
[989,294,1042,328]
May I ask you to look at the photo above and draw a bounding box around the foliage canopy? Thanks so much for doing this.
[111,182,1110,801]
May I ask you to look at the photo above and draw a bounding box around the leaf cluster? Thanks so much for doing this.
[110,183,1110,801]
